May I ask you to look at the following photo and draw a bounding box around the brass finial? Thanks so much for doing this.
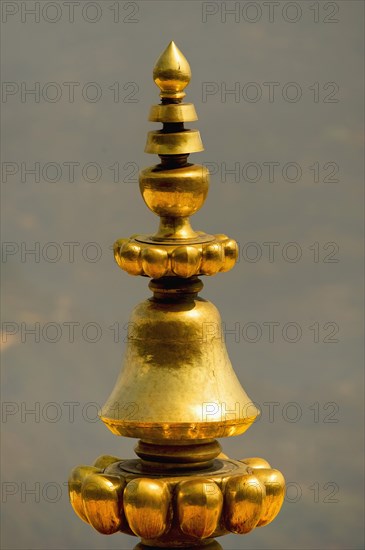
[114,42,238,277]
[69,43,285,548]
[153,40,191,100]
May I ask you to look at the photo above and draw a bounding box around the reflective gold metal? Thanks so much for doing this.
[145,129,204,155]
[149,103,198,123]
[69,41,285,547]
[153,41,191,100]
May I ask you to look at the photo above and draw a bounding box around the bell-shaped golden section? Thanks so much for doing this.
[100,281,259,440]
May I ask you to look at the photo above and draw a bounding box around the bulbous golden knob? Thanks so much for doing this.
[139,164,209,219]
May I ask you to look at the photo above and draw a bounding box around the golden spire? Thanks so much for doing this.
[153,40,191,99]
[69,42,285,548]
[114,41,237,276]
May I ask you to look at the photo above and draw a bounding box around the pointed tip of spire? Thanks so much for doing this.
[153,41,191,100]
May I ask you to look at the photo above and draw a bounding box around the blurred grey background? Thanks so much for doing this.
[1,1,364,549]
